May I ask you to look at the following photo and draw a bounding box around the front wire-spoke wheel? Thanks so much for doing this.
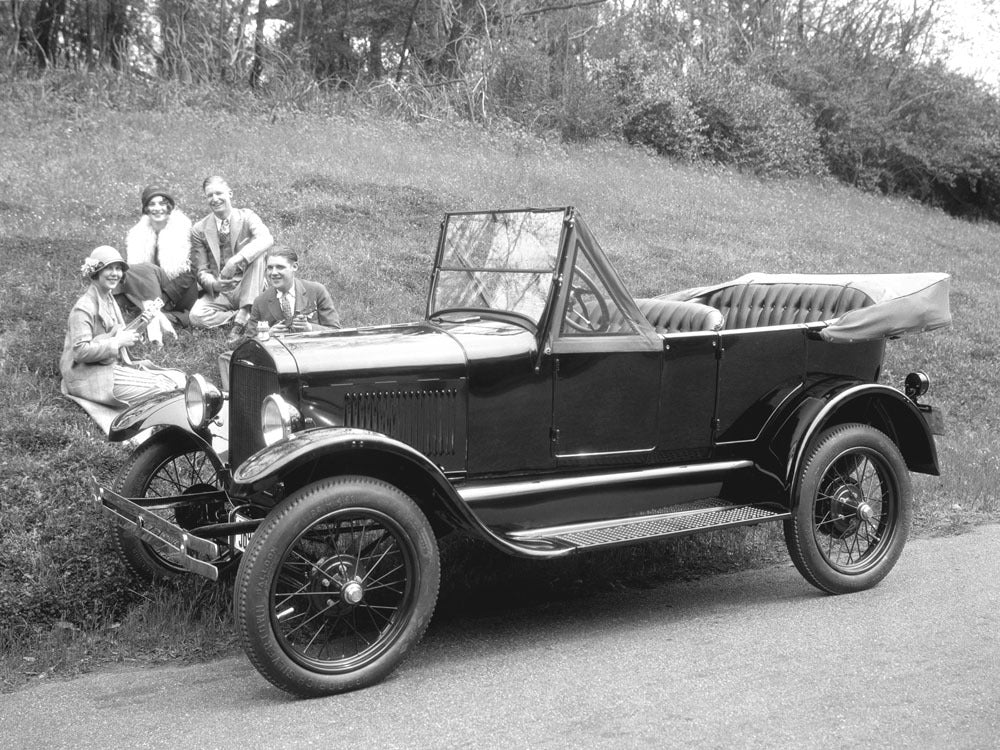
[113,437,229,580]
[785,423,912,594]
[235,476,439,697]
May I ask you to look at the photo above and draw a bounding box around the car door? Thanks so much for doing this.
[550,238,661,463]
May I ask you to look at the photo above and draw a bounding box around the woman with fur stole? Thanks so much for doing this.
[120,184,198,327]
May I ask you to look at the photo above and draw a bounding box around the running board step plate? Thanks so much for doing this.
[505,499,789,551]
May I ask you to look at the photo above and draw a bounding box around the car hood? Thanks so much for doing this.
[275,322,469,381]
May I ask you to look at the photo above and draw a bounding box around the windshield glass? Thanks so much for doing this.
[430,210,564,326]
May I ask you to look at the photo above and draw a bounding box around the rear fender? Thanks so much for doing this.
[777,383,939,508]
[231,428,558,557]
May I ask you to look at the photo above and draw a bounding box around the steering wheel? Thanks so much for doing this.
[563,269,610,333]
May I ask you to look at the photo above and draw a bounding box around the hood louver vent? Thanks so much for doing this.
[345,387,461,456]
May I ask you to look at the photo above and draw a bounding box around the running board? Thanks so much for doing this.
[504,499,789,552]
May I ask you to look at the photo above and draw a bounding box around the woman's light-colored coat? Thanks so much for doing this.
[60,284,127,406]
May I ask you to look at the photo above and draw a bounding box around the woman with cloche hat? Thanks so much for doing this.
[60,246,186,407]
[120,184,198,327]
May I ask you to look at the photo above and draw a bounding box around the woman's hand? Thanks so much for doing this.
[115,329,141,348]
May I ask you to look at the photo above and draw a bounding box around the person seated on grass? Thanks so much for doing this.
[189,175,274,337]
[120,184,199,328]
[230,246,340,348]
[61,246,186,408]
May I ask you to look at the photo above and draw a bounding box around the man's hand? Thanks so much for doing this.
[289,314,312,332]
[201,274,222,295]
[271,315,311,335]
[220,257,244,279]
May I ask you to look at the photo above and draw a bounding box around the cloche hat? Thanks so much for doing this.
[140,184,175,212]
[81,245,129,279]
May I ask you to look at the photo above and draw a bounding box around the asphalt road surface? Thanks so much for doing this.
[3,525,998,750]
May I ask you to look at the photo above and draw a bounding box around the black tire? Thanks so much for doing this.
[113,437,229,581]
[785,423,912,594]
[234,476,440,697]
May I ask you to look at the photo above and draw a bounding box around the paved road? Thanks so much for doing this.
[3,526,998,750]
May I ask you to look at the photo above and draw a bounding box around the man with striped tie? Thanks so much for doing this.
[231,245,340,348]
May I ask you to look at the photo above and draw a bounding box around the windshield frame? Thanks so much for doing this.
[426,207,570,330]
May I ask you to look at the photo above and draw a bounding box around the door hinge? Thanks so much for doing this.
[550,427,560,448]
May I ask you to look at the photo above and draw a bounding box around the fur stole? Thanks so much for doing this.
[126,210,193,280]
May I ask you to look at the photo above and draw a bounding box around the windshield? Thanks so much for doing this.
[429,210,564,326]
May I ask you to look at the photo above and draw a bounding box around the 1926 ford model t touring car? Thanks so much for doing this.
[97,207,950,697]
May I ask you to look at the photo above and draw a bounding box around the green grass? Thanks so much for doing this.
[2,94,998,693]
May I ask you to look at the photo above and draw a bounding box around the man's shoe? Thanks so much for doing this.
[226,322,247,349]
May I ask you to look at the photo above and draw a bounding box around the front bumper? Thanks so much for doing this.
[95,480,228,580]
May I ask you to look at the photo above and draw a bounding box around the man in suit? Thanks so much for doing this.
[231,245,340,347]
[188,175,274,333]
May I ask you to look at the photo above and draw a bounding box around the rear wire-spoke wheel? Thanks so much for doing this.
[235,476,440,697]
[785,423,912,594]
[113,437,229,580]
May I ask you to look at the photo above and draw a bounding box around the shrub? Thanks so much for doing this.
[685,68,828,177]
[774,54,1000,221]
[623,66,827,177]
[623,88,709,161]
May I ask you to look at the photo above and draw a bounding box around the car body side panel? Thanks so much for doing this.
[658,333,718,460]
[450,321,554,475]
[715,327,806,443]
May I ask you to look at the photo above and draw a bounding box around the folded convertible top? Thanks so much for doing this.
[666,272,952,342]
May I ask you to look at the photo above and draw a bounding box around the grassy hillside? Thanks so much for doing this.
[1,99,997,690]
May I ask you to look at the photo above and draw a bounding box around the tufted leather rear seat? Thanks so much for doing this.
[635,298,725,333]
[688,283,874,330]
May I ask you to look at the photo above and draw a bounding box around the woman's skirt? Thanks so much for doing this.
[112,364,185,406]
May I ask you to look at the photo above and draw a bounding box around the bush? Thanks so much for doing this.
[623,88,709,161]
[687,68,828,177]
[623,67,827,177]
[774,54,1000,221]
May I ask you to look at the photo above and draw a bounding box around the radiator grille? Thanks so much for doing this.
[228,360,280,470]
[345,388,459,456]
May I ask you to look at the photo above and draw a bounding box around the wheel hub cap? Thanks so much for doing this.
[310,554,367,615]
[828,482,864,537]
[341,580,364,605]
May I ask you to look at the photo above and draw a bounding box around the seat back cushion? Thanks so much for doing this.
[698,283,873,329]
[636,298,725,333]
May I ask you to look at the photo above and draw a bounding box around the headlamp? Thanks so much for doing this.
[261,394,302,446]
[185,373,223,429]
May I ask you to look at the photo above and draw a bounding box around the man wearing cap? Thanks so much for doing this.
[122,184,198,326]
[188,175,274,334]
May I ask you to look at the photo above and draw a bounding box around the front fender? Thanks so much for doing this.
[231,427,453,494]
[108,389,226,460]
[108,390,193,442]
[772,383,940,505]
[231,427,570,559]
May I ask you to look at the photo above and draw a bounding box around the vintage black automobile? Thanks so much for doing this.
[97,207,950,697]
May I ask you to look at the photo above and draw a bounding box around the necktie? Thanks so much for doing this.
[280,292,294,322]
[218,219,231,260]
